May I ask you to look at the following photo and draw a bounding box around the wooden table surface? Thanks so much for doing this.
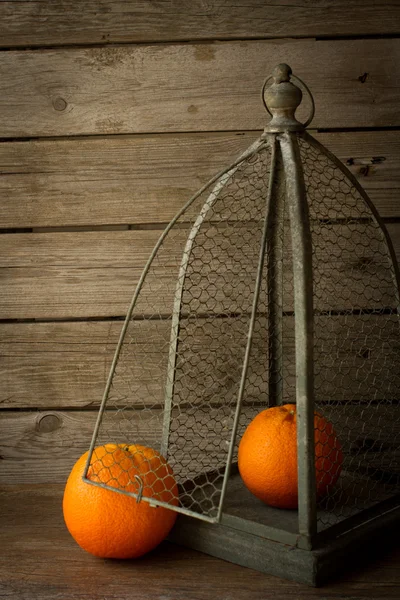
[1,484,399,600]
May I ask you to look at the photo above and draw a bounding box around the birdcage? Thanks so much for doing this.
[83,64,400,586]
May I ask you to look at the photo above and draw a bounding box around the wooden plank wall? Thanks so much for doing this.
[1,1,400,483]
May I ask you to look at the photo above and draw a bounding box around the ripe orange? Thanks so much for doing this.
[238,404,343,509]
[63,444,179,558]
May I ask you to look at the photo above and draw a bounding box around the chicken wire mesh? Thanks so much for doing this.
[84,137,277,522]
[299,134,400,530]
[84,64,400,538]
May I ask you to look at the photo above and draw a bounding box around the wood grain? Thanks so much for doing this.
[1,39,400,137]
[1,131,400,229]
[1,404,398,485]
[1,485,399,599]
[0,411,101,484]
[1,314,399,410]
[0,407,232,488]
[0,407,233,484]
[0,230,163,319]
[0,321,121,410]
[1,1,400,47]
[1,222,399,319]
[0,132,252,228]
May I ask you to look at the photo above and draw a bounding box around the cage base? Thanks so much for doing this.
[168,509,398,586]
[168,473,399,586]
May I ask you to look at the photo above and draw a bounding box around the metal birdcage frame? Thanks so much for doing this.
[83,64,400,585]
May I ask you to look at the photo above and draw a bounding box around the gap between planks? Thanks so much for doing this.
[3,34,400,53]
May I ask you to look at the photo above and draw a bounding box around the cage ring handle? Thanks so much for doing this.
[261,73,315,128]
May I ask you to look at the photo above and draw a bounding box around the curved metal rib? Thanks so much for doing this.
[161,136,268,458]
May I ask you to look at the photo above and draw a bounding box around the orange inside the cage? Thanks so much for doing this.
[238,404,343,509]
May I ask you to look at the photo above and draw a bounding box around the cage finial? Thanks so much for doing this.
[272,63,292,83]
[262,64,315,132]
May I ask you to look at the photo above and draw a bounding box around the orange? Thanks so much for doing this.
[63,444,179,558]
[238,404,343,509]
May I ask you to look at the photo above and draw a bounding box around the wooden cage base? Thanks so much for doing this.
[168,473,400,586]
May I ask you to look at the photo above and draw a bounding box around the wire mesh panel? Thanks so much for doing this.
[237,145,296,430]
[299,133,400,531]
[84,138,277,522]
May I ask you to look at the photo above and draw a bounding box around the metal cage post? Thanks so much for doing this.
[281,131,317,546]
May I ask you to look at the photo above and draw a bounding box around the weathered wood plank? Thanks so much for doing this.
[1,39,400,137]
[0,321,122,410]
[1,223,399,319]
[0,230,162,319]
[1,315,399,410]
[0,132,253,228]
[1,131,400,229]
[0,411,101,484]
[0,408,231,484]
[0,410,168,484]
[1,1,400,47]
[1,405,398,485]
[317,132,400,219]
